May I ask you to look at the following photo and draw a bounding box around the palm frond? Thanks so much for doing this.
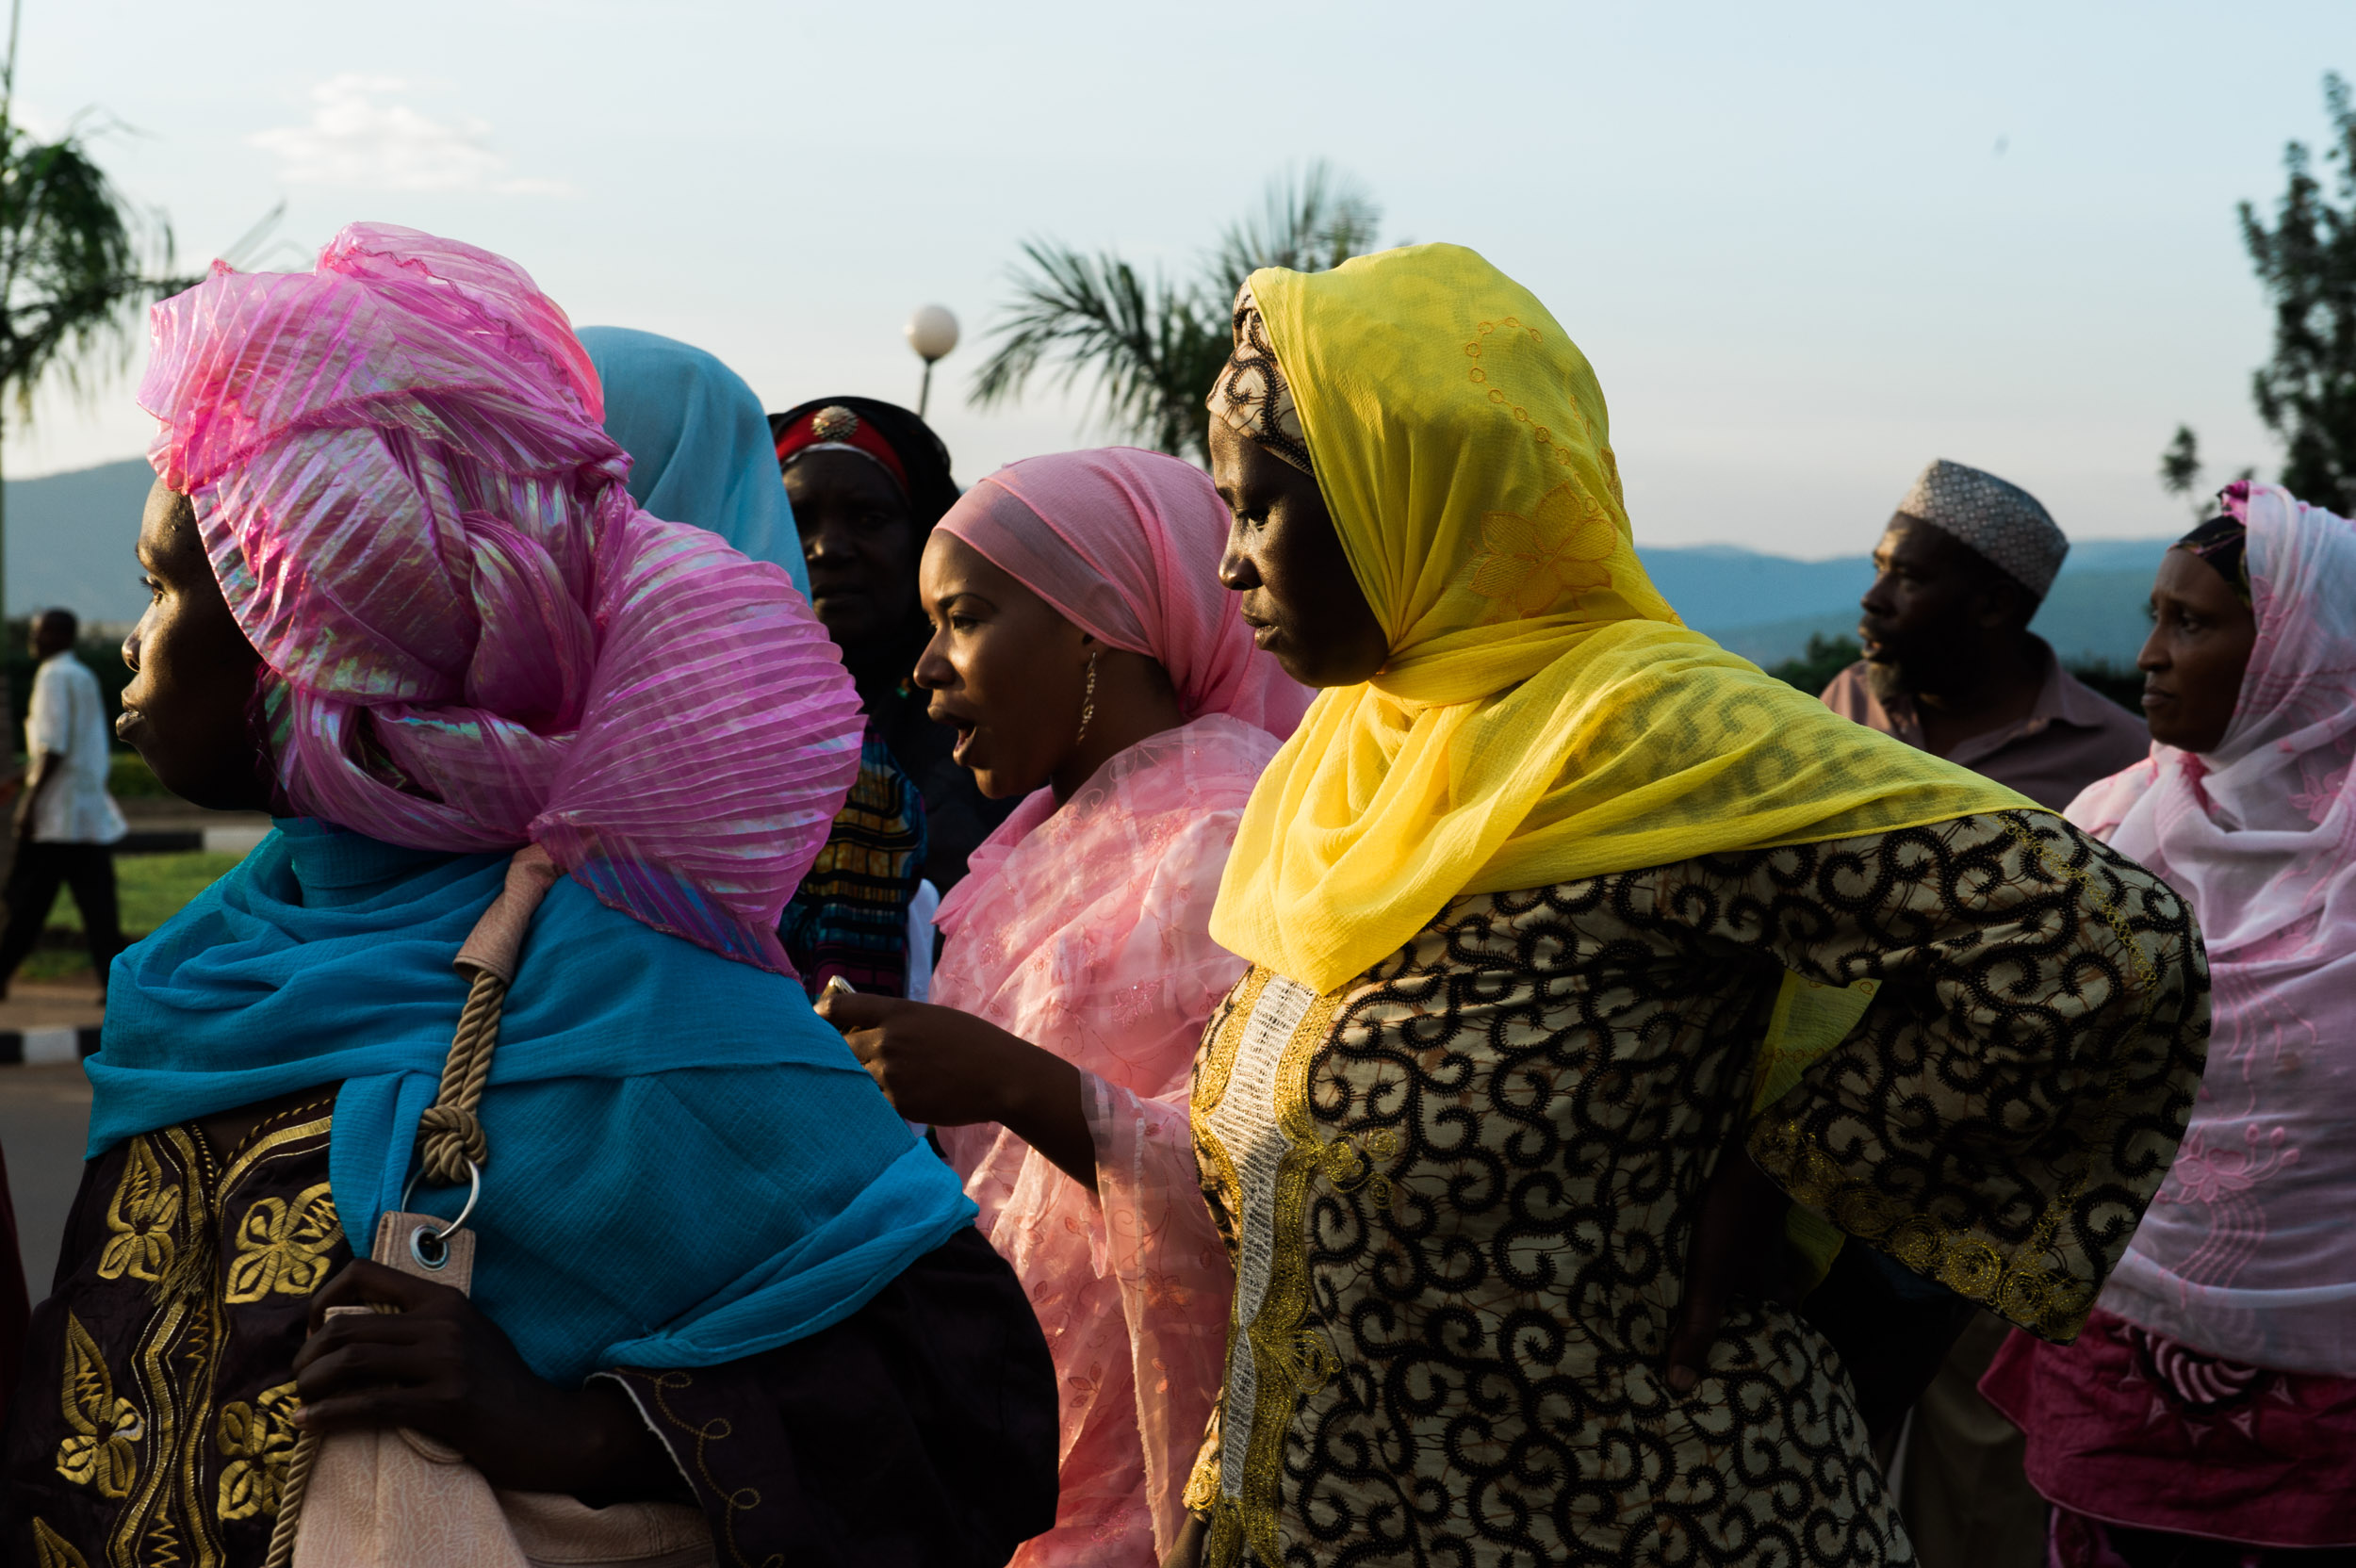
[970,165,1383,462]
[0,125,180,420]
[970,238,1230,461]
[1209,160,1383,302]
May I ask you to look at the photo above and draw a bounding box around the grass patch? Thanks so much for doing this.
[21,850,249,981]
[109,754,169,798]
[44,850,247,936]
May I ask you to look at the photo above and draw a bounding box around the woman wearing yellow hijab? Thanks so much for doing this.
[1176,245,2210,1567]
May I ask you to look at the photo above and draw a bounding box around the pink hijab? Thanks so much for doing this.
[2070,482,2356,1375]
[139,223,861,972]
[934,447,1310,738]
[925,449,1301,1565]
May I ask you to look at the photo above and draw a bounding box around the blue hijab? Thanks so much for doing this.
[579,325,810,597]
[93,820,972,1384]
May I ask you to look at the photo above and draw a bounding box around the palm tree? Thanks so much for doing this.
[970,163,1383,465]
[0,0,190,629]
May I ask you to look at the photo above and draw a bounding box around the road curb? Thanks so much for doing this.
[117,825,270,858]
[0,1028,100,1065]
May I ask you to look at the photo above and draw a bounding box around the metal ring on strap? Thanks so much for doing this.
[399,1159,483,1270]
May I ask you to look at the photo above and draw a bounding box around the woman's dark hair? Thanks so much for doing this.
[768,397,960,532]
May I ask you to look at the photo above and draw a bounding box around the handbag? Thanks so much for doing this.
[266,845,716,1568]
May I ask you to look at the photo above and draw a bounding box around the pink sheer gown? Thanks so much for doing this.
[933,714,1277,1567]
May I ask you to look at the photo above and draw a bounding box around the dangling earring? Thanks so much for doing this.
[1074,651,1100,744]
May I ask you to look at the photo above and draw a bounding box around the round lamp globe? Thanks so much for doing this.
[906,304,959,364]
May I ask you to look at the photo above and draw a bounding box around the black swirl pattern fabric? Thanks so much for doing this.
[1186,810,2208,1567]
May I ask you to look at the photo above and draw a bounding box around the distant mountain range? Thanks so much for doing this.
[5,458,2171,671]
[1626,539,2168,671]
[6,459,156,625]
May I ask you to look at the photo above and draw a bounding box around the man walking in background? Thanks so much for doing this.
[0,609,127,1000]
[1819,460,2149,1568]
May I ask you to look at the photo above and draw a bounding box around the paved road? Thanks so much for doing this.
[0,1065,93,1295]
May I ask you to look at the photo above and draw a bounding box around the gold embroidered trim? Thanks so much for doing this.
[220,1112,334,1196]
[1189,969,1270,1139]
[613,1369,762,1568]
[1190,966,1343,1568]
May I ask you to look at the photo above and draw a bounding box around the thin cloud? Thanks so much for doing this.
[249,76,570,196]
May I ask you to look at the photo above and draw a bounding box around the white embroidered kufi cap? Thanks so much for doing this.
[1896,458,2068,599]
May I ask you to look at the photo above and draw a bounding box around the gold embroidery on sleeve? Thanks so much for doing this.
[55,1315,142,1500]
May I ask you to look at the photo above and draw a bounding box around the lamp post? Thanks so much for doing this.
[905,304,958,419]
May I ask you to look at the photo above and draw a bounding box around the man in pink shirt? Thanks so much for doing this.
[1819,459,2149,1568]
[1821,459,2147,811]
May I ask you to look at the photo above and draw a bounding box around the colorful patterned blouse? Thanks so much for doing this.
[1186,810,2209,1567]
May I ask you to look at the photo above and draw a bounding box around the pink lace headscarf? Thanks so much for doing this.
[138,223,861,973]
[935,447,1311,738]
[2069,482,2356,1375]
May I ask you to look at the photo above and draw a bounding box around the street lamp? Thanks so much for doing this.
[906,304,958,418]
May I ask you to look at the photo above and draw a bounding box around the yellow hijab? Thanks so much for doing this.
[1208,244,2037,992]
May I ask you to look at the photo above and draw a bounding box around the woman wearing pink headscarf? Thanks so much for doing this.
[0,225,1057,1568]
[1981,482,2356,1567]
[821,448,1308,1568]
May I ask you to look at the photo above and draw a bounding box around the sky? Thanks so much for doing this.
[5,0,2344,558]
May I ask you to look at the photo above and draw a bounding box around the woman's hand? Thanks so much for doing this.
[819,991,1097,1190]
[292,1259,684,1500]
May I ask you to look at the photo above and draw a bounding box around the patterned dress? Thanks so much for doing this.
[780,727,928,998]
[1185,811,2209,1567]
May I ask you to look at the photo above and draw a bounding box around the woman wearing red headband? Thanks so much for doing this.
[773,398,1014,893]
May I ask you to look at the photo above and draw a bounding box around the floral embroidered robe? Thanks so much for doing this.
[0,1098,1055,1568]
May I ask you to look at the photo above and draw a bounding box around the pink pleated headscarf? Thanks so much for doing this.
[935,447,1310,738]
[138,223,861,973]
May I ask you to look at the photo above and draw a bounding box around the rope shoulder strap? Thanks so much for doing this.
[263,843,563,1568]
[418,844,564,1183]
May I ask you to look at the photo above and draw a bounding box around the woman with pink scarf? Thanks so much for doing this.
[822,448,1308,1568]
[0,225,1057,1568]
[1981,482,2356,1567]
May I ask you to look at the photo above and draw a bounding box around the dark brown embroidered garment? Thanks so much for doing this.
[0,1097,344,1568]
[0,1104,1056,1568]
[1186,811,2210,1567]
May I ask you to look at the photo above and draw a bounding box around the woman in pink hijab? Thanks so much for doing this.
[1981,482,2356,1567]
[821,448,1307,1568]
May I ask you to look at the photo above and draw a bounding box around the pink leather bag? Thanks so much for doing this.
[270,848,716,1568]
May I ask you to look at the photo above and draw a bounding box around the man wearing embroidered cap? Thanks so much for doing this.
[1820,458,2150,1568]
[1823,458,2147,812]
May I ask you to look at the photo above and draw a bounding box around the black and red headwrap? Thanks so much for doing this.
[768,397,960,533]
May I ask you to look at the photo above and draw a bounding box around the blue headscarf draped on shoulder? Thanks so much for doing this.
[98,227,970,1386]
[579,325,811,597]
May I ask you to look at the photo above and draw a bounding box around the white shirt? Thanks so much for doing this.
[25,652,127,845]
